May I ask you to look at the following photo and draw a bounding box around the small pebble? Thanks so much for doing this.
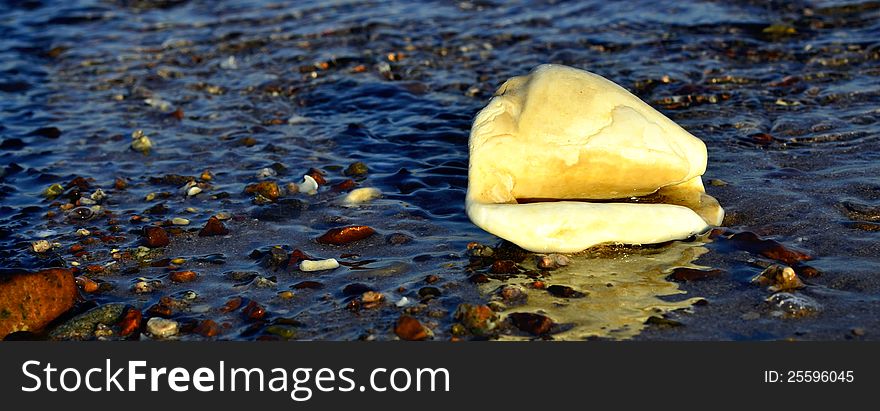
[256,167,276,178]
[130,130,152,154]
[396,296,411,307]
[75,228,91,237]
[298,175,318,195]
[146,317,179,338]
[171,217,190,226]
[31,240,51,253]
[300,258,340,272]
[344,187,380,205]
[186,186,202,197]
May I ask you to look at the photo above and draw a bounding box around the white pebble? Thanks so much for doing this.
[76,228,91,237]
[90,189,106,202]
[344,187,381,205]
[144,97,172,112]
[299,258,339,272]
[220,55,238,70]
[287,115,310,125]
[396,296,410,307]
[298,175,318,195]
[256,167,277,178]
[31,240,51,253]
[146,317,179,338]
[187,186,202,197]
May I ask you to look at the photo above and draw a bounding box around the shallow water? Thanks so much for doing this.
[1,0,880,340]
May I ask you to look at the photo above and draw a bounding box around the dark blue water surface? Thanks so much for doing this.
[2,0,880,340]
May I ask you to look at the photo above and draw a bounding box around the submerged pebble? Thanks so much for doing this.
[130,130,152,154]
[344,187,381,205]
[146,317,179,338]
[766,292,822,317]
[394,315,431,341]
[752,264,804,292]
[199,217,229,236]
[317,225,376,245]
[31,240,51,253]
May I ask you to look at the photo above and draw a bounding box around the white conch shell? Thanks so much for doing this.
[466,64,724,253]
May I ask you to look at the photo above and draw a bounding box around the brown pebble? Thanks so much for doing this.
[490,260,519,274]
[425,274,440,284]
[75,276,99,293]
[117,307,142,337]
[143,226,169,248]
[547,285,586,298]
[361,291,385,309]
[306,168,327,185]
[147,303,173,317]
[794,264,821,278]
[752,264,803,292]
[287,249,312,267]
[669,267,725,282]
[199,217,229,236]
[244,181,281,201]
[114,177,127,190]
[293,281,323,290]
[194,319,221,337]
[243,300,266,320]
[0,268,77,339]
[170,107,184,121]
[394,315,430,341]
[508,312,554,335]
[316,225,375,245]
[169,271,198,283]
[220,297,243,313]
[331,179,356,191]
[468,273,489,284]
[727,231,811,265]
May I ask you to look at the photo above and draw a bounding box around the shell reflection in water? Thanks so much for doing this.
[487,241,709,340]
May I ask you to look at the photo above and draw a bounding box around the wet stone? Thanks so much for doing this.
[669,267,725,282]
[394,315,431,341]
[343,161,369,177]
[766,292,822,318]
[199,217,229,236]
[293,281,323,290]
[360,291,385,309]
[49,303,126,341]
[316,225,376,245]
[752,264,804,292]
[169,270,198,283]
[490,260,519,274]
[194,319,221,337]
[146,317,179,338]
[418,286,441,300]
[117,307,143,337]
[497,284,527,305]
[143,226,169,248]
[244,181,281,201]
[0,268,78,339]
[243,300,266,320]
[508,312,554,335]
[454,304,498,336]
[386,232,413,245]
[265,325,296,339]
[546,285,586,298]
